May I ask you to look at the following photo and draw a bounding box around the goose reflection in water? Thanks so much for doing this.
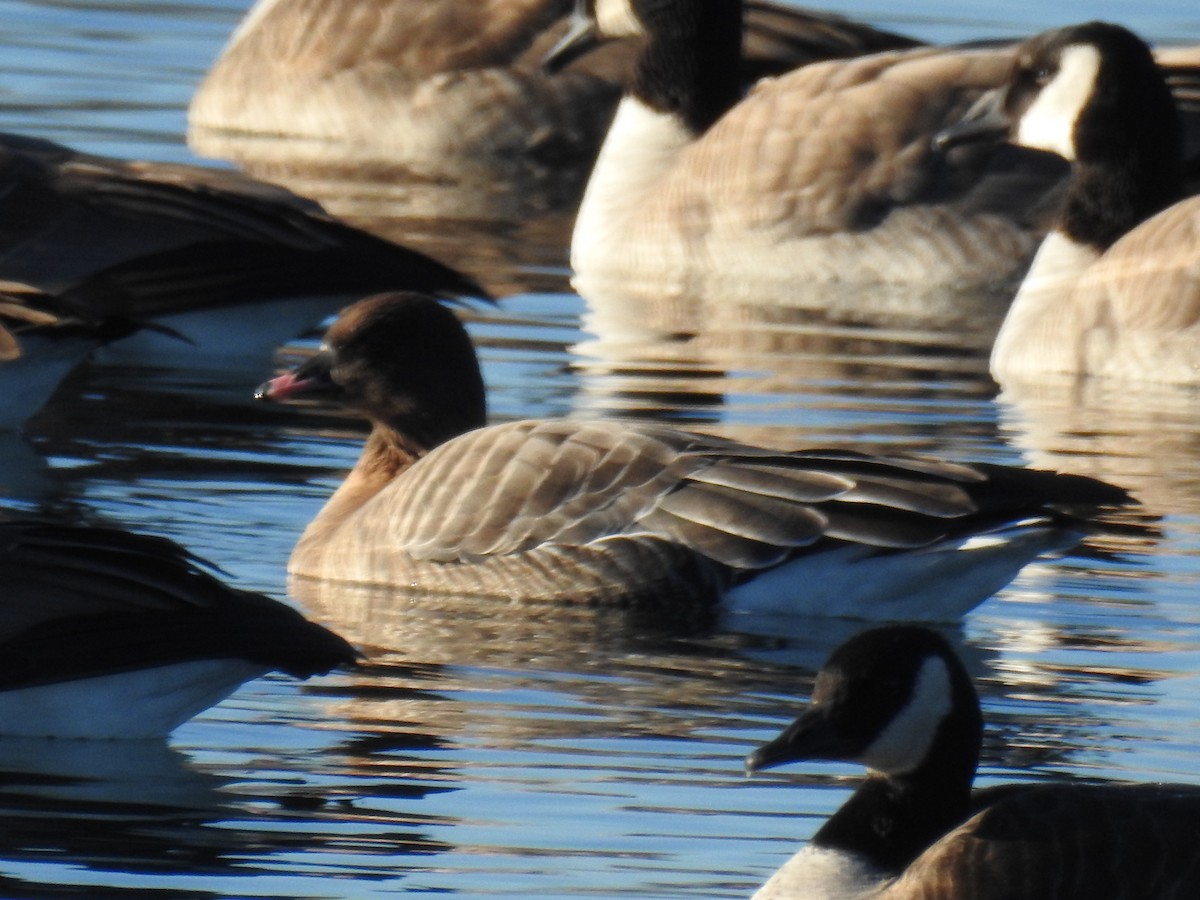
[998,379,1200,518]
[0,732,454,886]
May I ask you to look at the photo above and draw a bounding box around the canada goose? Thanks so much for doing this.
[544,2,1200,316]
[0,282,118,430]
[187,0,917,214]
[745,625,1200,899]
[0,279,186,431]
[0,520,356,738]
[255,291,1130,615]
[935,23,1200,384]
[0,132,483,365]
[541,0,1076,310]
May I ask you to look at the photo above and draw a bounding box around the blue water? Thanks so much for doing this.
[0,1,1197,897]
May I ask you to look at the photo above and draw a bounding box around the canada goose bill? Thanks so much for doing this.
[542,0,602,73]
[257,291,1132,617]
[0,521,357,739]
[936,22,1200,385]
[745,625,1200,899]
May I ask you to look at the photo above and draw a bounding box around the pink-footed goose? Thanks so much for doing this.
[256,292,1131,616]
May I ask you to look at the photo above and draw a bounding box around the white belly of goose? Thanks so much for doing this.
[0,659,268,739]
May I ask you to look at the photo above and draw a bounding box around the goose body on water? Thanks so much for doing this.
[257,292,1130,616]
[746,625,1200,899]
[937,22,1200,385]
[187,0,917,214]
[545,1,1200,318]
[541,0,1073,311]
[0,521,356,739]
[0,132,482,365]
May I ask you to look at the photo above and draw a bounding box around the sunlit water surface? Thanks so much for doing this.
[0,1,1198,897]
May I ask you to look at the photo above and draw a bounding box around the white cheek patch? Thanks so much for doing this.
[595,0,644,38]
[1016,44,1102,160]
[859,657,953,775]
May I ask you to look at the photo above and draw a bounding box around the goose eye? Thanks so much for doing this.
[1033,65,1055,86]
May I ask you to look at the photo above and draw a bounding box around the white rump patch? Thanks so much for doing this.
[859,656,953,775]
[1015,44,1102,159]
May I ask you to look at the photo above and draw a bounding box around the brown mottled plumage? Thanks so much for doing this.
[548,0,1200,315]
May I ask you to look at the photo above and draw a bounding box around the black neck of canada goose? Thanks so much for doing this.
[1017,23,1183,251]
[630,0,744,135]
[548,0,745,136]
[747,625,1200,898]
[747,626,982,872]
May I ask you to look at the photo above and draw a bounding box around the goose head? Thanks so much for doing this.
[544,0,741,68]
[746,626,982,781]
[936,22,1181,166]
[544,0,648,73]
[256,292,487,456]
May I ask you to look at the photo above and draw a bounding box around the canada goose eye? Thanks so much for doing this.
[1033,65,1055,86]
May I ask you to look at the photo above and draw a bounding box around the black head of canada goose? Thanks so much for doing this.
[936,22,1200,385]
[256,291,1132,615]
[0,520,357,739]
[187,0,918,215]
[745,624,1200,899]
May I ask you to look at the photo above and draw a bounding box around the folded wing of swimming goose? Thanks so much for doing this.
[0,133,484,322]
[188,0,920,205]
[883,783,1200,899]
[315,418,1130,615]
[0,521,357,738]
